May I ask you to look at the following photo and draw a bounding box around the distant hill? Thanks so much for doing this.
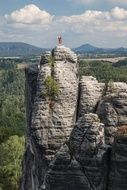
[1,42,127,57]
[74,43,127,55]
[0,42,49,57]
[74,44,98,53]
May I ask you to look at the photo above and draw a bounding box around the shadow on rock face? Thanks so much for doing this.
[42,114,110,190]
[97,92,127,145]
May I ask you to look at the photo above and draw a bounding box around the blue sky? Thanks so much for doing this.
[0,0,127,48]
[1,0,127,15]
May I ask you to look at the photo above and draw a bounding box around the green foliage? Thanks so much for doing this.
[113,59,127,67]
[0,61,16,70]
[0,95,25,133]
[79,60,127,83]
[48,55,55,68]
[0,136,25,190]
[44,55,59,100]
[45,76,59,98]
[0,127,17,144]
[0,62,25,189]
[0,66,25,96]
[108,79,116,93]
[0,65,25,136]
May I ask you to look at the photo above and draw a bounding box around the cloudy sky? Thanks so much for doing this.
[1,0,127,48]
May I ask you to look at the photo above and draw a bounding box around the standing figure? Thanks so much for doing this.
[58,35,62,45]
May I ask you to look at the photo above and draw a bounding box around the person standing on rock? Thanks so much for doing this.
[58,35,62,45]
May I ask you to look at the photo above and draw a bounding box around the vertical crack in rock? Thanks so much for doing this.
[69,113,108,190]
[20,45,127,190]
[20,45,79,190]
[76,79,81,122]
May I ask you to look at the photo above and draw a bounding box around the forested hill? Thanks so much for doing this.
[1,42,127,57]
[74,43,127,55]
[0,42,48,57]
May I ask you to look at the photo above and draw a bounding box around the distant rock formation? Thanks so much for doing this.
[20,45,127,190]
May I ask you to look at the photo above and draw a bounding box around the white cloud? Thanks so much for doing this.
[1,4,127,47]
[58,6,127,31]
[53,6,127,47]
[5,4,53,25]
[111,7,127,19]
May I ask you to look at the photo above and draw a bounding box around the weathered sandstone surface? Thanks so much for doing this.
[20,45,127,190]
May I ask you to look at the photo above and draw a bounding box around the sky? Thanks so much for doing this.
[1,0,127,48]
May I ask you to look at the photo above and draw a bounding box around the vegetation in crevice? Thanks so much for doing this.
[44,55,59,109]
[45,76,59,99]
[107,79,116,94]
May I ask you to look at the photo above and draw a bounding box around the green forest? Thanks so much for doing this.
[0,62,25,190]
[0,58,127,189]
[79,59,127,82]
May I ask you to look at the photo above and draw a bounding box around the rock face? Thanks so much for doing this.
[79,76,104,115]
[44,114,107,190]
[20,45,127,190]
[97,82,127,145]
[20,46,79,190]
[108,135,127,190]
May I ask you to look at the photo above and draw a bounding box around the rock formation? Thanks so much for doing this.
[20,45,127,190]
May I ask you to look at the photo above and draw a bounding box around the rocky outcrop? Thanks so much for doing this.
[20,45,127,190]
[43,114,107,190]
[97,82,127,145]
[108,134,127,190]
[79,76,104,116]
[20,45,79,190]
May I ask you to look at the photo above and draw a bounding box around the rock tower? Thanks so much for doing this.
[20,45,127,190]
